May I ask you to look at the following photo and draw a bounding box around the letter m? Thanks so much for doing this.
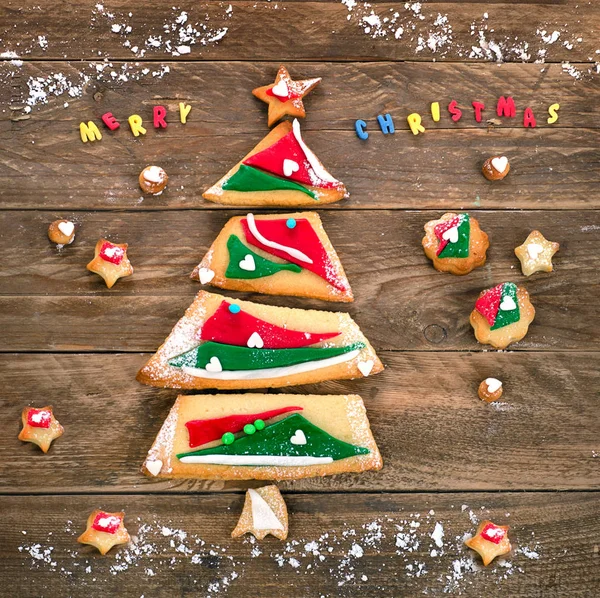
[79,121,102,142]
[496,96,516,118]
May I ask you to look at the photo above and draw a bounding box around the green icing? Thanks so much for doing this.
[225,234,302,279]
[176,413,370,461]
[223,164,317,200]
[491,282,521,330]
[439,214,470,258]
[169,341,365,371]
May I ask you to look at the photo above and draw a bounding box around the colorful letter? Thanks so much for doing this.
[377,113,395,134]
[431,102,440,123]
[472,101,485,123]
[547,103,560,124]
[179,102,192,124]
[153,105,167,129]
[355,119,369,140]
[407,113,425,136]
[448,100,462,122]
[79,121,102,143]
[101,112,120,131]
[523,107,537,128]
[497,96,516,118]
[128,114,147,137]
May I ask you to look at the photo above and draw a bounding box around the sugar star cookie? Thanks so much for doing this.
[86,239,133,288]
[231,485,288,540]
[77,510,130,555]
[18,406,64,453]
[515,230,559,276]
[465,520,511,566]
[252,65,321,127]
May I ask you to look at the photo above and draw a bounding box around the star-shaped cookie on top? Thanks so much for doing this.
[515,230,559,276]
[252,65,321,127]
[86,239,133,288]
[77,510,130,555]
[18,406,64,453]
[465,520,511,566]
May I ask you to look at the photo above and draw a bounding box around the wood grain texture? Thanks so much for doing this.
[1,351,598,493]
[0,210,597,352]
[2,61,600,210]
[1,492,598,597]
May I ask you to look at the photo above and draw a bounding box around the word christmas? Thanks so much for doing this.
[79,103,192,143]
[355,96,560,138]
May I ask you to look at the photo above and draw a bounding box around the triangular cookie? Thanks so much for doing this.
[191,212,353,302]
[231,486,289,540]
[203,120,348,207]
[136,291,382,390]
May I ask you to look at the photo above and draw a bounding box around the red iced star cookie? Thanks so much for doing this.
[86,239,133,288]
[18,406,64,453]
[77,510,130,555]
[465,520,511,566]
[252,65,321,127]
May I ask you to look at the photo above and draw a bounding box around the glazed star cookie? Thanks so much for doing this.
[86,239,133,288]
[191,212,353,302]
[203,119,348,207]
[142,393,382,481]
[470,282,535,349]
[232,486,289,540]
[136,290,381,390]
[77,510,130,555]
[515,230,560,276]
[252,65,321,127]
[465,521,511,566]
[422,213,489,275]
[18,406,64,453]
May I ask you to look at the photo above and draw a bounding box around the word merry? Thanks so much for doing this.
[355,96,560,138]
[79,103,192,143]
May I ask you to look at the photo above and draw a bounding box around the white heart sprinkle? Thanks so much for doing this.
[290,429,307,446]
[358,360,374,377]
[485,378,502,393]
[239,254,256,271]
[146,459,163,477]
[271,79,289,98]
[205,356,223,372]
[491,156,508,173]
[247,332,264,349]
[442,226,459,244]
[527,243,544,259]
[283,159,300,177]
[58,221,74,237]
[499,296,517,311]
[199,268,215,285]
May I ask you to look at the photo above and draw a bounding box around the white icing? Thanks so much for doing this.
[283,158,299,177]
[358,360,374,377]
[96,515,120,530]
[491,156,508,172]
[181,349,360,380]
[146,459,163,476]
[246,213,313,264]
[30,411,49,423]
[527,243,544,259]
[247,332,264,349]
[442,226,459,243]
[248,488,284,530]
[485,378,502,393]
[198,268,215,285]
[205,356,223,373]
[290,429,307,445]
[270,79,289,98]
[292,119,339,184]
[499,296,517,311]
[57,221,74,237]
[239,254,256,271]
[179,455,334,466]
[102,245,124,259]
[143,165,165,183]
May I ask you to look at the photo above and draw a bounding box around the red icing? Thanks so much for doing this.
[448,100,462,122]
[243,131,337,190]
[101,112,120,131]
[481,523,506,544]
[523,107,537,128]
[433,215,461,256]
[153,105,167,129]
[92,512,121,534]
[266,86,300,102]
[200,301,340,349]
[472,101,485,123]
[99,242,125,265]
[185,407,303,448]
[474,284,503,327]
[240,217,348,291]
[27,409,51,428]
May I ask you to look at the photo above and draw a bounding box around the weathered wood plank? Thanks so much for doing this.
[3,1,599,63]
[1,352,598,493]
[1,492,598,597]
[0,210,597,352]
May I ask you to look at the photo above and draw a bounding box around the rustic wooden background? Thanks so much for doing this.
[1,1,599,596]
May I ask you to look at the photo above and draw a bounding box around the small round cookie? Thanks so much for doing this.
[478,378,503,402]
[422,213,489,275]
[482,156,510,181]
[48,220,75,246]
[470,282,535,350]
[139,165,168,194]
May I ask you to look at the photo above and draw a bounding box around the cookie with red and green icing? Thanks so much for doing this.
[470,282,536,349]
[191,212,353,302]
[203,120,348,207]
[422,213,489,275]
[136,291,382,390]
[142,393,382,481]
